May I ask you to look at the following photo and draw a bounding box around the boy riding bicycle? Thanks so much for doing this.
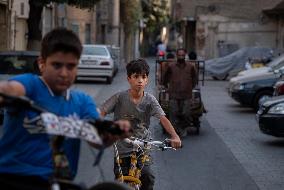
[0,28,130,190]
[100,59,181,190]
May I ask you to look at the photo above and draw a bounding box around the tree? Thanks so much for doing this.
[141,0,169,56]
[27,0,100,50]
[120,0,141,62]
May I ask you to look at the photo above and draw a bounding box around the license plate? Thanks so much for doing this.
[82,60,98,65]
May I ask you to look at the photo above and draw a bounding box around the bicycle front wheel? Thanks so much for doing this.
[89,181,131,190]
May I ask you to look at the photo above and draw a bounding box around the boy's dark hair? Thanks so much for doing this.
[41,27,82,59]
[126,59,150,77]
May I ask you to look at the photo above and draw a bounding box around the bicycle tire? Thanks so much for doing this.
[89,181,131,190]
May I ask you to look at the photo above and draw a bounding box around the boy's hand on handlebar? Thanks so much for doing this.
[115,119,132,138]
[101,119,132,146]
[170,135,182,149]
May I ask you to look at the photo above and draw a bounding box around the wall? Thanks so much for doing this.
[196,15,278,58]
[173,0,283,59]
[64,5,96,44]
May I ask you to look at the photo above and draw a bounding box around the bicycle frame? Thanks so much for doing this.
[114,138,175,190]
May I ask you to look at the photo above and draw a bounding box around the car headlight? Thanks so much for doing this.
[268,103,284,114]
[233,83,245,90]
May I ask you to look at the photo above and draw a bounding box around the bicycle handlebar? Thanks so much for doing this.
[124,137,176,151]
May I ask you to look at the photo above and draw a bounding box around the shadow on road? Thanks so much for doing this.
[261,139,284,147]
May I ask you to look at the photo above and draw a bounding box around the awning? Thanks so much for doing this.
[263,1,284,15]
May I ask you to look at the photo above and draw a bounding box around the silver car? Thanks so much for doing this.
[77,45,115,84]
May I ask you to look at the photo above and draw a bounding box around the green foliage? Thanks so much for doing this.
[142,0,169,34]
[120,0,142,34]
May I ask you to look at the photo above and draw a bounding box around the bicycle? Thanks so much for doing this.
[114,137,176,190]
[0,92,131,190]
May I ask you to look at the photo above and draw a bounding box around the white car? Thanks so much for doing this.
[77,44,115,84]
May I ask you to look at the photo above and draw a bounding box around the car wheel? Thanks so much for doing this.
[253,90,273,111]
[212,74,228,81]
[106,76,113,84]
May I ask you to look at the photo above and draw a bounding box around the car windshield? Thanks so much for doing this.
[0,55,38,74]
[82,46,108,56]
[269,55,284,69]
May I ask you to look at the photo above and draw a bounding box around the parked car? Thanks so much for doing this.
[237,54,284,77]
[0,51,40,124]
[228,67,284,110]
[106,45,120,75]
[274,79,284,96]
[205,47,276,80]
[77,44,115,84]
[256,95,284,137]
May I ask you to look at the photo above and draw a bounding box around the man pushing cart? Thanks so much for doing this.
[156,48,206,136]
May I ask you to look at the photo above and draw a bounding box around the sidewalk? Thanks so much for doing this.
[201,80,284,190]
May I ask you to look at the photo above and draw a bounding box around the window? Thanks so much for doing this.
[82,46,108,56]
[58,18,67,27]
[85,24,91,44]
[20,3,24,16]
[101,25,106,44]
[71,23,79,35]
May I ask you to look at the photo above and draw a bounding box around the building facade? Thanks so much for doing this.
[56,4,96,45]
[172,0,284,59]
[95,0,120,46]
[0,0,127,62]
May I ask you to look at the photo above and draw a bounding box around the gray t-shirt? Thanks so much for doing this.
[100,90,165,157]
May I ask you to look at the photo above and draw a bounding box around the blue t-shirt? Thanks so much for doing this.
[0,74,99,180]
